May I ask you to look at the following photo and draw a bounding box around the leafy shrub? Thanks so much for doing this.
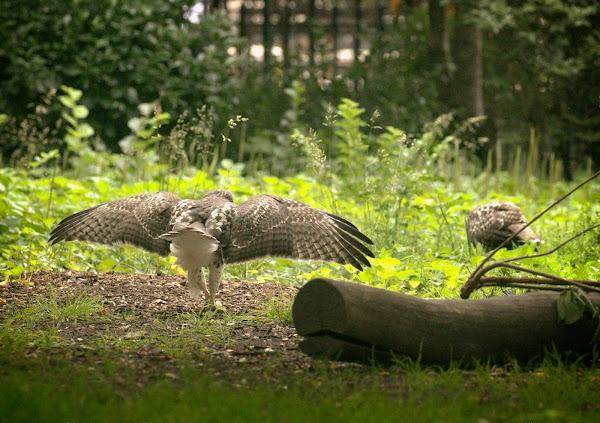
[0,0,251,157]
[476,1,600,177]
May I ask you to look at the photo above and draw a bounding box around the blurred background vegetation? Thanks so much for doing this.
[1,0,598,179]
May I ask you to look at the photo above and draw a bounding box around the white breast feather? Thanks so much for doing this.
[159,222,219,271]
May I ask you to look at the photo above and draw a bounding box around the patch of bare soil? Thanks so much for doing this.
[1,271,380,388]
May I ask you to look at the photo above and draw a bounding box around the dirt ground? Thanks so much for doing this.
[1,270,378,384]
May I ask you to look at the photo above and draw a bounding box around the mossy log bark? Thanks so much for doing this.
[292,278,600,365]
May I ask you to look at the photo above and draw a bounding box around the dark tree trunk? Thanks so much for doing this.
[307,0,315,66]
[449,1,493,163]
[428,0,452,99]
[452,9,484,117]
[263,0,273,72]
[292,278,600,365]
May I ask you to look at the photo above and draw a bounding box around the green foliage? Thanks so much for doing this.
[476,0,600,167]
[557,287,595,325]
[119,102,171,153]
[557,287,596,325]
[1,0,597,175]
[556,287,600,344]
[1,90,600,301]
[228,7,443,170]
[0,0,250,153]
[2,91,600,422]
[58,85,101,171]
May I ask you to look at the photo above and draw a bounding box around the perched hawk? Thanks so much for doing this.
[467,201,542,251]
[49,189,374,307]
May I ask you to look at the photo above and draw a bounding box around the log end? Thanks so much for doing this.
[292,278,348,336]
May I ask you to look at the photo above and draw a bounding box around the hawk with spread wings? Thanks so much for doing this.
[467,201,542,251]
[49,189,374,307]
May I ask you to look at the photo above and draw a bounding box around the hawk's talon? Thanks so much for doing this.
[202,300,225,314]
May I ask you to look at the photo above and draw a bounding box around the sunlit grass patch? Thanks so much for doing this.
[259,294,293,326]
[5,286,104,324]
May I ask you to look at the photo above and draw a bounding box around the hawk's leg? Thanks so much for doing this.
[207,262,224,306]
[187,268,210,300]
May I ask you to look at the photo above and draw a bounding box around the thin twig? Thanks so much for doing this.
[480,282,565,292]
[480,276,600,286]
[470,261,600,294]
[479,169,600,271]
[462,224,600,297]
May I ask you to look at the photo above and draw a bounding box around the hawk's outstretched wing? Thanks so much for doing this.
[49,191,181,256]
[467,201,541,251]
[223,194,374,270]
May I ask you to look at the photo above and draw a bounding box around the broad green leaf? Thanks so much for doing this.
[73,105,89,119]
[98,258,117,271]
[58,95,75,109]
[61,85,82,101]
[138,103,154,117]
[76,123,95,138]
[557,288,588,325]
[61,111,77,127]
[409,280,421,288]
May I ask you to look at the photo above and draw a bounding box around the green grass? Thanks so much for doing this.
[11,286,103,324]
[2,287,600,422]
[259,294,294,325]
[1,353,599,423]
[1,288,106,351]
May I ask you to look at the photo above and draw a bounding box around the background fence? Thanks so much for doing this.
[191,0,400,70]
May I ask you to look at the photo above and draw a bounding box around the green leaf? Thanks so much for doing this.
[58,96,76,109]
[98,258,117,272]
[29,149,60,168]
[127,117,143,133]
[557,288,589,325]
[60,85,82,101]
[409,280,421,289]
[75,123,95,138]
[138,103,154,117]
[154,112,171,124]
[73,105,89,119]
[61,111,77,127]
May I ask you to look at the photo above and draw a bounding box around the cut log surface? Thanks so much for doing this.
[292,278,600,365]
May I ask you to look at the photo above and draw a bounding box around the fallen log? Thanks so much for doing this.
[292,278,600,365]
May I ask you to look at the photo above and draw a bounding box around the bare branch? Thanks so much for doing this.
[481,282,565,292]
[463,258,600,297]
[480,276,600,287]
